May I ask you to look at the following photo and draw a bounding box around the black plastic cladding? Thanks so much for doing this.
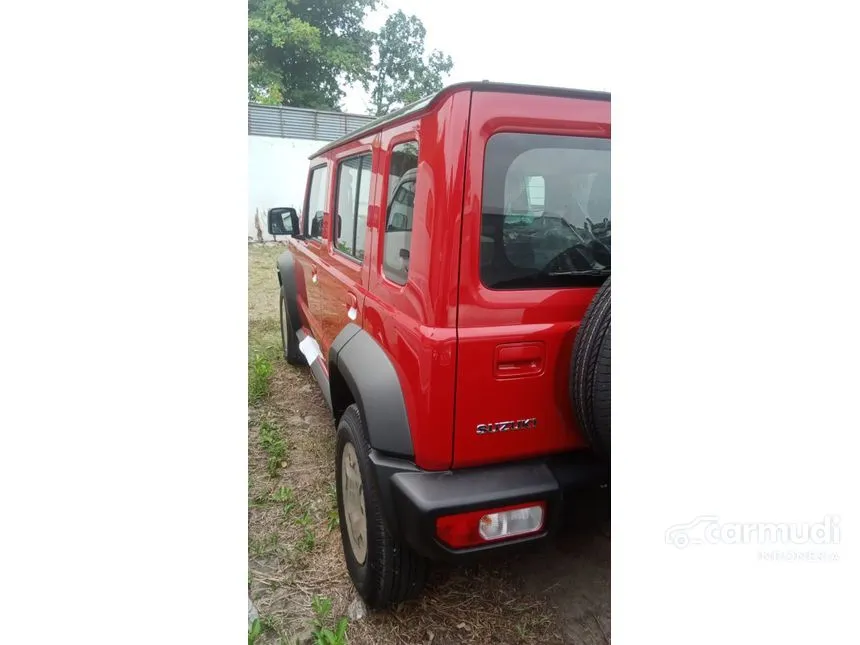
[329,324,415,458]
[277,252,302,331]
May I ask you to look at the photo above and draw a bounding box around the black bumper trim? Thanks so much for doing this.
[371,450,608,562]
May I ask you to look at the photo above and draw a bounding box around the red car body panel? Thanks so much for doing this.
[453,91,610,468]
[286,84,610,471]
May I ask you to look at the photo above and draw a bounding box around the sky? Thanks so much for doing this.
[342,0,612,114]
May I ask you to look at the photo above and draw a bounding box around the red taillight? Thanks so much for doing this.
[435,501,546,549]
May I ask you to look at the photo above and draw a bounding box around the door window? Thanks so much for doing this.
[382,141,419,284]
[304,165,328,240]
[334,153,372,261]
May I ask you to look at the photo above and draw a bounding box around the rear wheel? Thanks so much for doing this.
[570,277,611,457]
[279,290,304,366]
[335,404,428,608]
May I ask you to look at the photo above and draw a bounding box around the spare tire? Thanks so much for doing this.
[570,277,611,457]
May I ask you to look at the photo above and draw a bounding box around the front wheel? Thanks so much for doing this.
[335,404,428,608]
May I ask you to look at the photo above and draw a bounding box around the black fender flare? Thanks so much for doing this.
[329,323,414,459]
[276,251,302,329]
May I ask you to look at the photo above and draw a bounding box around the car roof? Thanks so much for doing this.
[309,81,611,159]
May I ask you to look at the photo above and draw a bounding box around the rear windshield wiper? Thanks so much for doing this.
[544,268,610,277]
[490,268,609,289]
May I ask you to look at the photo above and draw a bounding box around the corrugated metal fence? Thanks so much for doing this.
[248,103,374,141]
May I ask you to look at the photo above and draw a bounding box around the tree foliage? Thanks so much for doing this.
[248,3,453,115]
[248,0,378,110]
[369,10,453,116]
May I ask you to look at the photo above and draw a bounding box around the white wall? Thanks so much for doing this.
[248,136,327,240]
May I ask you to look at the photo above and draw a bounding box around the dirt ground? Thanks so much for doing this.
[248,243,610,644]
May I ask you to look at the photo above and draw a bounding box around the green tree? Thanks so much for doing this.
[248,0,378,110]
[369,10,454,116]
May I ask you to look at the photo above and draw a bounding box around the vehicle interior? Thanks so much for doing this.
[383,168,418,283]
[480,136,610,289]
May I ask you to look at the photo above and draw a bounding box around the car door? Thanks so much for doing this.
[452,91,611,469]
[291,163,330,345]
[314,149,374,359]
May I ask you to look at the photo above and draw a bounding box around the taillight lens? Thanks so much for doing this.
[435,502,546,548]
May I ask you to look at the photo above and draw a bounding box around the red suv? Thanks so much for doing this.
[268,81,611,608]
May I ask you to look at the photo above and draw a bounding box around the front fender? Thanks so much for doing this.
[276,250,304,329]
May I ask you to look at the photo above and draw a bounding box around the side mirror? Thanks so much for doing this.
[268,207,299,237]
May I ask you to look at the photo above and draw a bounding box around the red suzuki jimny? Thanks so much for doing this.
[268,81,611,608]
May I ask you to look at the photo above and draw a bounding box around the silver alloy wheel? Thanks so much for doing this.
[341,442,367,564]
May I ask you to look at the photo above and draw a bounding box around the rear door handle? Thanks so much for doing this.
[494,342,545,378]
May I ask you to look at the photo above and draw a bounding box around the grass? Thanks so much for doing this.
[326,483,339,531]
[249,353,274,403]
[297,528,316,553]
[250,533,280,557]
[271,485,297,516]
[311,596,349,645]
[259,419,289,476]
[326,509,339,532]
[271,485,293,503]
[295,508,316,552]
[296,509,313,527]
[248,246,283,406]
[248,618,263,645]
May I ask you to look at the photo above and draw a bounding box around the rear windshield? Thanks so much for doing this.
[480,133,610,290]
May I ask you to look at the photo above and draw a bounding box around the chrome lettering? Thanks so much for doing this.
[476,418,537,435]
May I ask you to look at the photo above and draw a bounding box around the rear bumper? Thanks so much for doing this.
[370,450,608,562]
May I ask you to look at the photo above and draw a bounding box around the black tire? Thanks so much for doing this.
[279,290,304,366]
[570,277,611,457]
[335,404,428,608]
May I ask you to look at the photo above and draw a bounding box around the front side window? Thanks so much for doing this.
[335,153,372,261]
[305,165,328,240]
[480,133,610,290]
[383,141,419,283]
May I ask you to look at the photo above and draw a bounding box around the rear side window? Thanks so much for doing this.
[334,153,372,261]
[480,133,610,290]
[383,141,419,284]
[305,165,328,240]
